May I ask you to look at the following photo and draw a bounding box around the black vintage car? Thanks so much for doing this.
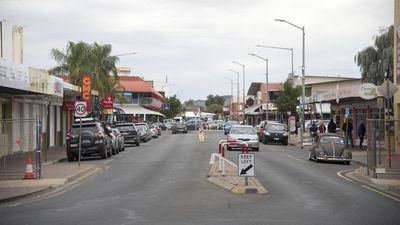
[308,133,352,165]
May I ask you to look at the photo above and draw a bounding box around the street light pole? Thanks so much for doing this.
[255,45,293,76]
[249,54,269,121]
[233,62,246,124]
[229,69,240,122]
[224,76,234,120]
[275,18,306,149]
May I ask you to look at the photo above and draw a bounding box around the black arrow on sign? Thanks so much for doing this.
[240,164,253,175]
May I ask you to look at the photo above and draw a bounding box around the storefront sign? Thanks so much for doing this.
[63,101,75,111]
[29,67,49,94]
[103,95,113,110]
[81,74,91,112]
[0,58,29,91]
[359,83,378,100]
[48,75,64,97]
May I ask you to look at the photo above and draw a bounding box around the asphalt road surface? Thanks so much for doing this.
[0,131,399,225]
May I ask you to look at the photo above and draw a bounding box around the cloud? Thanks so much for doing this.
[0,0,394,101]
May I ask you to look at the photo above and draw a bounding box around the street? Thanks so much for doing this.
[0,131,399,225]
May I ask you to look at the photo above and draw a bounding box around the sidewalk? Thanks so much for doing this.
[0,146,101,203]
[289,134,400,199]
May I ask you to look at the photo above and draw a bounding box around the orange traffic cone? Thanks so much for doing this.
[24,156,34,179]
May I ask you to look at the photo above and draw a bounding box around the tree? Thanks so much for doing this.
[205,95,225,107]
[50,41,120,97]
[275,80,301,114]
[161,95,185,118]
[207,103,223,115]
[355,25,393,84]
[184,99,195,107]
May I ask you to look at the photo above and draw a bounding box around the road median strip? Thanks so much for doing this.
[207,154,268,194]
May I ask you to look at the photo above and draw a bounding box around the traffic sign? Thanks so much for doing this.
[344,108,349,119]
[164,103,170,110]
[377,80,399,99]
[238,153,255,177]
[75,101,87,117]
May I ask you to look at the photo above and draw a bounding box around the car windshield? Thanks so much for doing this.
[267,124,285,131]
[320,136,345,144]
[115,125,134,131]
[229,127,256,134]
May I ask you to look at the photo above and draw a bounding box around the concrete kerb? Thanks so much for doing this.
[343,169,400,200]
[0,164,103,203]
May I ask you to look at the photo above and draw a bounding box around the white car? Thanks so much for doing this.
[227,125,259,151]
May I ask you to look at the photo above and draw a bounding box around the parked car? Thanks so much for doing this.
[262,122,289,145]
[171,122,188,134]
[103,123,119,155]
[227,125,259,151]
[148,123,159,138]
[308,133,352,164]
[153,123,162,136]
[257,120,279,141]
[66,118,111,161]
[136,123,152,142]
[112,128,125,152]
[185,119,206,130]
[224,121,239,135]
[113,123,140,146]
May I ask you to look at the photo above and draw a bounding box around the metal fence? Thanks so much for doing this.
[366,119,400,178]
[0,119,42,179]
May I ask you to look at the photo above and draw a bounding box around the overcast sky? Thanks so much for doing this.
[1,0,394,101]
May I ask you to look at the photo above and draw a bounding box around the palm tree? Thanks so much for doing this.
[50,41,92,85]
[98,76,126,104]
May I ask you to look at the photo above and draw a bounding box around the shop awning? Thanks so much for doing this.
[114,105,165,117]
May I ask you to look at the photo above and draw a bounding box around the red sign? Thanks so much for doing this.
[63,101,75,111]
[103,95,113,109]
[81,74,91,112]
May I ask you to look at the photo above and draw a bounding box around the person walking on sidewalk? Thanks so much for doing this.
[358,120,366,149]
[327,119,336,133]
[342,119,354,148]
[318,122,326,133]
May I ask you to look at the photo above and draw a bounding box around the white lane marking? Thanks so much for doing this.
[103,159,113,165]
[336,170,355,183]
[361,185,400,203]
[287,154,307,164]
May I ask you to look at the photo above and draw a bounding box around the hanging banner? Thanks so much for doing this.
[81,74,91,112]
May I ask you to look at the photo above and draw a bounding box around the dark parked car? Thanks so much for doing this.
[308,133,352,164]
[113,123,140,146]
[66,118,111,161]
[171,122,188,134]
[262,122,288,145]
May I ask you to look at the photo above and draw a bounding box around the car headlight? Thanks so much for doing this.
[264,132,270,136]
[228,137,237,142]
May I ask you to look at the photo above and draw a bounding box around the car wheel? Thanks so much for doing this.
[262,136,268,145]
[101,146,107,159]
[67,152,75,162]
[112,146,117,155]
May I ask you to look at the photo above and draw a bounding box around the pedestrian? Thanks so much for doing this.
[327,119,336,133]
[342,119,354,148]
[318,123,326,133]
[358,120,366,149]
